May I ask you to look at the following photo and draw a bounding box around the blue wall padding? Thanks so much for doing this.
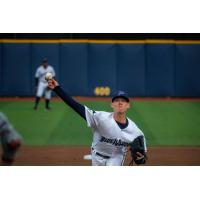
[88,44,117,95]
[146,44,175,96]
[175,44,200,97]
[116,44,146,96]
[60,43,88,96]
[2,43,31,96]
[0,42,200,97]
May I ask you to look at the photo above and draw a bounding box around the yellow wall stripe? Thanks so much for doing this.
[0,39,200,44]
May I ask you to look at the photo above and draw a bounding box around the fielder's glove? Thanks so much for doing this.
[129,135,147,165]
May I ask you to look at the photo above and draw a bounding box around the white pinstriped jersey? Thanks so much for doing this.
[85,106,147,158]
[35,65,55,83]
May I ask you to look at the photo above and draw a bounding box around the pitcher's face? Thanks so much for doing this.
[111,97,130,114]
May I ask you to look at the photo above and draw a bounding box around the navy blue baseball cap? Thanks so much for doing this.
[42,58,48,63]
[112,90,129,102]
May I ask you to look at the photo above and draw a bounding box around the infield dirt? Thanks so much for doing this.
[1,146,200,166]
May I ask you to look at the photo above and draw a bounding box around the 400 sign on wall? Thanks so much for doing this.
[94,87,111,96]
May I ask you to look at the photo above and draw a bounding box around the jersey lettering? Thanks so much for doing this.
[100,136,129,147]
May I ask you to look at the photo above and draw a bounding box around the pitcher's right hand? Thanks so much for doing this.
[48,79,59,90]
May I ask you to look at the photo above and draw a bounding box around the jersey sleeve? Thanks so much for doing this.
[84,106,99,129]
[35,68,40,78]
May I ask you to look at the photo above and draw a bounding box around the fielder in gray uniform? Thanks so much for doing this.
[34,58,56,110]
[0,112,22,165]
[47,79,147,166]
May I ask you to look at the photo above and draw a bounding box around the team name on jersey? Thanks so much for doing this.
[100,136,129,147]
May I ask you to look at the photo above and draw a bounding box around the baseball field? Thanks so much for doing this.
[0,97,200,165]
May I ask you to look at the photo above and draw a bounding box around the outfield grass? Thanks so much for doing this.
[0,100,200,146]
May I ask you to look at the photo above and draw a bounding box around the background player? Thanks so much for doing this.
[47,78,147,166]
[34,58,56,110]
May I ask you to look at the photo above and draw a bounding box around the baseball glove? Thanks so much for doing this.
[129,135,147,165]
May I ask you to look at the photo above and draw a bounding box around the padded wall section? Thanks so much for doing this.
[88,44,117,95]
[0,42,200,97]
[175,44,200,97]
[117,44,145,96]
[146,44,175,96]
[2,43,31,96]
[60,43,88,95]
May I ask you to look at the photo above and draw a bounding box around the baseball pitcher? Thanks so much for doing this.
[34,58,56,110]
[47,78,147,166]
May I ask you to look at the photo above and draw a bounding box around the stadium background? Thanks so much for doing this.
[0,33,200,165]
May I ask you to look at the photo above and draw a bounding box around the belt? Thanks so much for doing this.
[92,148,110,159]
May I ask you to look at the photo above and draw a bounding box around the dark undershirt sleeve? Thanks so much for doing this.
[53,86,86,120]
